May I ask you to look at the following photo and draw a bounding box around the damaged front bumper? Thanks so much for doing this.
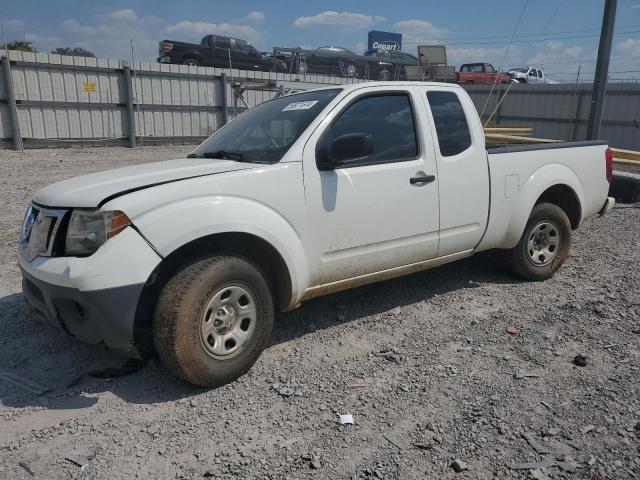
[18,227,162,357]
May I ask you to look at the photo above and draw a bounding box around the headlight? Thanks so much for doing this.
[65,210,131,255]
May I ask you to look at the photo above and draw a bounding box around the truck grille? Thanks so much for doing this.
[20,204,67,262]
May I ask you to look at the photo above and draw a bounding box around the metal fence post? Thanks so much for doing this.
[495,84,504,125]
[587,0,617,140]
[220,73,228,126]
[122,63,137,148]
[1,56,23,151]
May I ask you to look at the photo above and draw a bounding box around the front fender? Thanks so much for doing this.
[502,163,585,249]
[129,196,310,304]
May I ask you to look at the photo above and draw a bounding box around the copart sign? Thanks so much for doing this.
[367,30,402,52]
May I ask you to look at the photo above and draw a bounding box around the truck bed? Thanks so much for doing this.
[479,139,610,252]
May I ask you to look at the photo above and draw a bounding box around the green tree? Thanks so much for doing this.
[51,47,96,58]
[1,41,37,52]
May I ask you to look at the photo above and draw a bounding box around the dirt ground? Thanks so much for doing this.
[0,146,638,480]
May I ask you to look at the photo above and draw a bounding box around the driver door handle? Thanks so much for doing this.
[410,175,436,185]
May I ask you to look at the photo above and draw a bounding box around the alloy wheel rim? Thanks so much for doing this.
[200,284,257,359]
[526,221,560,266]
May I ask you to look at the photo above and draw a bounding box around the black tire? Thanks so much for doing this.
[378,69,391,81]
[182,59,200,66]
[345,62,358,77]
[504,203,571,281]
[296,60,307,75]
[517,78,526,84]
[465,80,475,85]
[153,255,274,387]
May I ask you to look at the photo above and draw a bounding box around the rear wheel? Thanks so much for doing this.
[465,80,475,85]
[182,59,200,66]
[153,255,274,387]
[503,203,571,281]
[378,69,391,81]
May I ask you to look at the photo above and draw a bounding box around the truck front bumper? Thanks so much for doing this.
[18,227,162,358]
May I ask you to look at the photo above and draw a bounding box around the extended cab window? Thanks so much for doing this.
[427,91,472,157]
[327,94,418,164]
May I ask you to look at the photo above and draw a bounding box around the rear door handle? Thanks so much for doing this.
[410,175,436,185]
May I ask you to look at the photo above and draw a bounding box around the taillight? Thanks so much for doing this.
[605,147,613,184]
[161,42,173,53]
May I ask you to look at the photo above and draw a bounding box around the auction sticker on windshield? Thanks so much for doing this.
[282,101,319,111]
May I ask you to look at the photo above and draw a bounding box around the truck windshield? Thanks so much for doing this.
[191,89,341,163]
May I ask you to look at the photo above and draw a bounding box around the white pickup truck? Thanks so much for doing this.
[18,82,614,387]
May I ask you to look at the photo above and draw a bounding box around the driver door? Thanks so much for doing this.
[302,86,440,286]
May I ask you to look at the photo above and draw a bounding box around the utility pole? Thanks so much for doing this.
[586,0,617,140]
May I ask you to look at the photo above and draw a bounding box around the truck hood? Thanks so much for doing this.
[32,158,258,208]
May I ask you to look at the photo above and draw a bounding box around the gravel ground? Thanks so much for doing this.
[0,146,639,480]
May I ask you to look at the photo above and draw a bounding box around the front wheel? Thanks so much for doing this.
[503,203,571,281]
[344,62,358,77]
[153,255,274,387]
[182,59,200,67]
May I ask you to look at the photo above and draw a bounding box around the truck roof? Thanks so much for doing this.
[202,33,247,43]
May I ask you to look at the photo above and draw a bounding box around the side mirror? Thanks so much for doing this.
[317,133,373,170]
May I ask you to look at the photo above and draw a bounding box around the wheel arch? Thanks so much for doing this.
[534,184,582,229]
[133,231,294,357]
[499,164,585,249]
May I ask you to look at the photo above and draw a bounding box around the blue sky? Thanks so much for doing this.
[2,0,640,81]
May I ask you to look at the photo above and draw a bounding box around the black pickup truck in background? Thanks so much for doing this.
[159,34,287,72]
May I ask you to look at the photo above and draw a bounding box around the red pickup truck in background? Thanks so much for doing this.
[456,63,512,84]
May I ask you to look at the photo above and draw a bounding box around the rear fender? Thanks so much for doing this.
[501,164,585,249]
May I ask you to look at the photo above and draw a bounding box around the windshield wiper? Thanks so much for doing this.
[201,150,245,160]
